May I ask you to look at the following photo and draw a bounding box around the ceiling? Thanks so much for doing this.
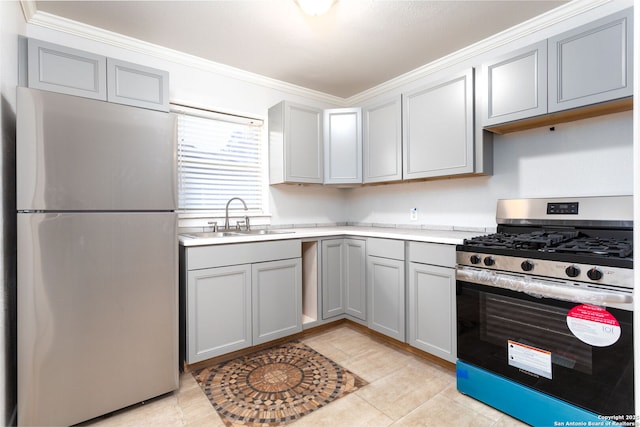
[33,0,569,98]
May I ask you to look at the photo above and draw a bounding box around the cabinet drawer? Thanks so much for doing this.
[408,242,455,268]
[186,239,301,270]
[367,238,404,260]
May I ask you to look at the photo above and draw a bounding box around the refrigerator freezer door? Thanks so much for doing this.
[17,212,178,427]
[17,87,177,211]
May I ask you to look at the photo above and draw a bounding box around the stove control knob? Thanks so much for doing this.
[521,260,534,272]
[470,255,481,265]
[565,265,581,278]
[587,268,603,281]
[483,256,495,266]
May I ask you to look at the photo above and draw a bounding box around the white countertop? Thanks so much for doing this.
[179,226,486,247]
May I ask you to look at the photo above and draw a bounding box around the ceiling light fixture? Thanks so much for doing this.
[295,0,336,16]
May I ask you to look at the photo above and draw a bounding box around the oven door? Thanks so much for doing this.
[457,271,634,416]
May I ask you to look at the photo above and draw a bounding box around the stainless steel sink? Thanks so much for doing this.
[180,231,241,238]
[236,229,295,235]
[180,229,294,239]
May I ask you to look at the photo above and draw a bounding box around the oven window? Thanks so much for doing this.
[481,293,593,375]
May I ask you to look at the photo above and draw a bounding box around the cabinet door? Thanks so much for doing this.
[321,239,345,319]
[344,239,366,321]
[252,258,302,345]
[186,264,252,363]
[363,96,403,183]
[403,68,474,180]
[324,108,362,184]
[27,38,107,100]
[483,41,547,126]
[367,256,405,341]
[107,58,170,112]
[407,263,456,363]
[286,103,324,183]
[548,8,633,113]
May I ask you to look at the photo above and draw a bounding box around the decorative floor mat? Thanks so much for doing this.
[192,341,367,427]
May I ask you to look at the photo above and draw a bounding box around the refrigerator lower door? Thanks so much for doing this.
[18,212,178,427]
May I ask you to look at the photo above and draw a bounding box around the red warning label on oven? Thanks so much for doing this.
[566,304,620,347]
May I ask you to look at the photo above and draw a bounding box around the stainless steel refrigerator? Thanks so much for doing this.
[16,87,179,426]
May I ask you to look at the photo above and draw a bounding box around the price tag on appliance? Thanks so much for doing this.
[566,304,621,347]
[507,340,552,379]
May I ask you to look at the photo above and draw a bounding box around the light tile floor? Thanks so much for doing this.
[82,324,528,427]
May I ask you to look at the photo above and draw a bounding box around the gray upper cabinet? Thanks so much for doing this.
[402,68,474,180]
[483,41,547,126]
[269,101,324,185]
[548,8,633,113]
[24,38,170,111]
[323,108,362,184]
[107,58,170,111]
[27,38,107,101]
[362,96,403,183]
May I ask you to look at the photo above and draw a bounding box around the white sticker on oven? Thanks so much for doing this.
[508,340,552,379]
[566,304,620,347]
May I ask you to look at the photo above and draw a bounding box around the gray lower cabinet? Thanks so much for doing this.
[23,38,170,111]
[321,238,366,321]
[407,242,456,363]
[402,68,474,180]
[182,240,301,363]
[252,258,303,345]
[548,8,633,113]
[367,238,405,341]
[187,264,252,363]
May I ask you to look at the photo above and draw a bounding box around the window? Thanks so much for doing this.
[174,104,266,214]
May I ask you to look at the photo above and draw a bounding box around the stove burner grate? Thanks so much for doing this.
[463,231,633,259]
[547,237,633,258]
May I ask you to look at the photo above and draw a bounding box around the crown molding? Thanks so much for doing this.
[19,0,37,22]
[21,0,622,107]
[23,8,347,106]
[346,0,615,105]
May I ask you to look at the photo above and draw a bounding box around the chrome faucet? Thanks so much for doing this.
[224,197,249,231]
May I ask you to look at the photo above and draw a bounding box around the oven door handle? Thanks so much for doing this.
[456,267,633,305]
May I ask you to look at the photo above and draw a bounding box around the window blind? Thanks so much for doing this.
[174,105,264,212]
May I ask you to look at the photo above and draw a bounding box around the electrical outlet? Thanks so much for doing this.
[410,207,418,221]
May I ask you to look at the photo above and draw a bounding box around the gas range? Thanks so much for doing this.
[457,196,634,290]
[456,195,636,423]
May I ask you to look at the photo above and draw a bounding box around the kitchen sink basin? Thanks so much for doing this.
[180,231,241,238]
[180,229,294,239]
[236,229,295,235]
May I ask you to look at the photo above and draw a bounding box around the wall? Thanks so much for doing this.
[0,1,25,424]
